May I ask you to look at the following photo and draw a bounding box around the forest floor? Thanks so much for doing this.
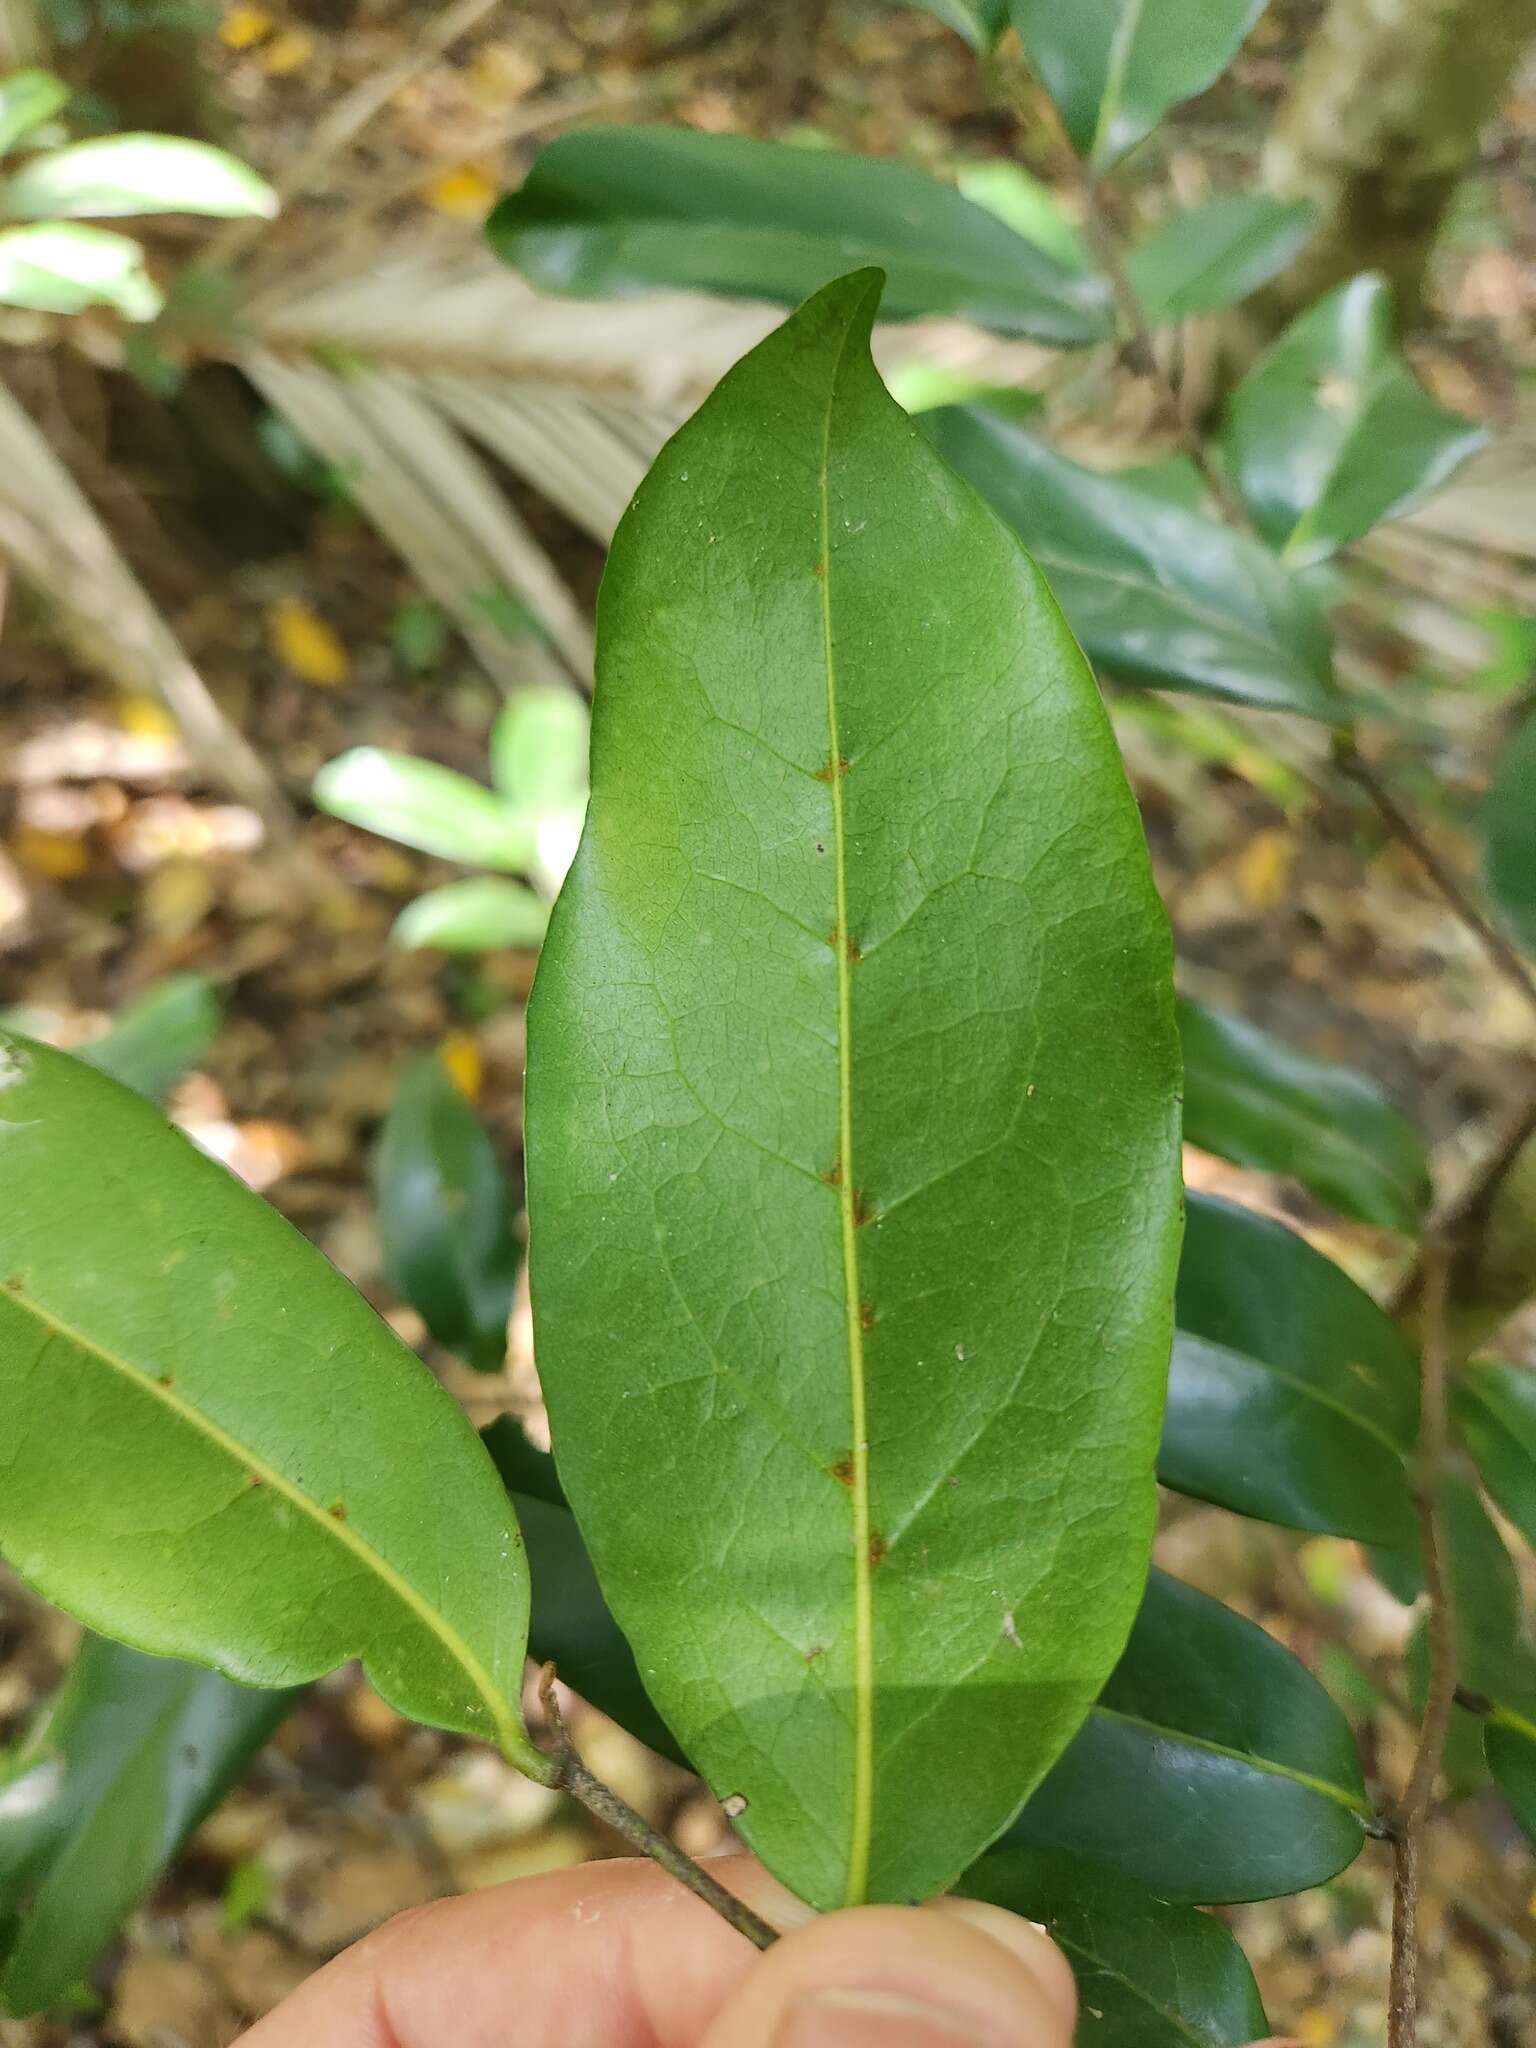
[2,3,1536,2043]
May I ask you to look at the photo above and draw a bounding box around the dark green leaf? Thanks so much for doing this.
[923,406,1343,718]
[1126,195,1315,320]
[0,70,69,155]
[0,1639,296,2016]
[488,127,1112,346]
[1483,707,1536,957]
[1485,1717,1536,1847]
[375,1056,520,1373]
[76,975,219,1103]
[313,748,537,871]
[392,878,550,953]
[898,0,1006,49]
[1008,0,1269,169]
[1177,994,1429,1229]
[1436,1473,1536,1709]
[1220,275,1487,562]
[3,133,276,220]
[0,1034,540,1771]
[1454,1360,1536,1552]
[957,1847,1270,2044]
[525,273,1182,1909]
[1165,1193,1417,1542]
[0,220,160,317]
[1006,1569,1369,1901]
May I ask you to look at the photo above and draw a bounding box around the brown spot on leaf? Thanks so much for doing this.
[868,1533,889,1568]
[246,1471,264,1490]
[859,1300,877,1330]
[156,1372,175,1388]
[814,755,851,782]
[804,1644,826,1662]
[820,1160,843,1188]
[812,559,825,578]
[830,1455,855,1486]
[844,933,862,965]
[329,1501,348,1521]
[3,1274,23,1292]
[852,1188,872,1227]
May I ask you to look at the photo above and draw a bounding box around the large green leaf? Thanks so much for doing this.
[898,0,1007,49]
[0,1638,297,2015]
[0,220,159,318]
[524,272,1182,1910]
[1454,1360,1536,1553]
[3,133,276,220]
[1006,1568,1369,1901]
[1008,0,1269,169]
[0,69,69,156]
[374,1056,520,1373]
[76,974,219,1104]
[313,747,536,871]
[923,406,1343,718]
[1126,195,1314,321]
[957,1847,1270,2045]
[1165,1193,1417,1542]
[1220,275,1487,562]
[1177,994,1429,1229]
[0,1034,541,1773]
[488,127,1112,346]
[1483,707,1536,957]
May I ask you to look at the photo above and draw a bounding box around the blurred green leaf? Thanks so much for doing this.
[489,687,589,812]
[1483,706,1536,957]
[883,360,1044,417]
[375,1056,520,1374]
[0,1638,297,2016]
[488,126,1113,345]
[0,70,69,155]
[392,878,550,953]
[4,133,277,220]
[924,405,1343,717]
[1485,1717,1536,1847]
[470,586,549,644]
[953,159,1091,270]
[1007,1569,1370,1902]
[958,1847,1271,2043]
[0,220,159,317]
[1220,275,1487,562]
[898,0,1006,49]
[1126,195,1315,320]
[1008,0,1269,169]
[1455,1360,1536,1552]
[390,598,450,675]
[76,974,219,1104]
[1177,994,1430,1228]
[313,748,536,871]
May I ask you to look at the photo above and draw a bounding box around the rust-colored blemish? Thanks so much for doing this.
[814,755,851,782]
[329,1501,348,1522]
[852,1187,872,1227]
[3,1274,23,1292]
[812,559,826,578]
[246,1471,264,1490]
[830,1455,855,1486]
[859,1300,877,1330]
[844,934,862,965]
[868,1532,889,1568]
[804,1644,826,1662]
[820,1160,843,1188]
[156,1372,174,1388]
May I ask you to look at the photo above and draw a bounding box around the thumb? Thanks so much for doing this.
[700,1897,1077,2047]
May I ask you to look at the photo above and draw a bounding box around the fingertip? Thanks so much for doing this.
[925,1895,1077,2029]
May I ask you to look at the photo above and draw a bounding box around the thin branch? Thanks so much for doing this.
[536,1666,780,1952]
[1391,1073,1536,1317]
[1387,1242,1459,2048]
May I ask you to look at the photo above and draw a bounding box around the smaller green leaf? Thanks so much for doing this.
[1177,994,1429,1229]
[489,687,589,812]
[0,220,159,318]
[1455,1360,1536,1552]
[1008,0,1269,169]
[1220,274,1487,561]
[897,0,1006,50]
[956,1847,1270,2046]
[4,133,277,220]
[1126,195,1315,320]
[392,878,549,954]
[0,70,69,156]
[313,748,536,871]
[390,597,450,675]
[1483,707,1536,958]
[375,1056,520,1373]
[953,160,1091,271]
[1437,1473,1536,1709]
[0,1638,297,2017]
[471,586,549,644]
[1485,1717,1536,1848]
[76,974,219,1103]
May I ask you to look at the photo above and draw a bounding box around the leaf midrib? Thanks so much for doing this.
[7,1284,535,1774]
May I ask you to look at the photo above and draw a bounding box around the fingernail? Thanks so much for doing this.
[777,1987,1013,2046]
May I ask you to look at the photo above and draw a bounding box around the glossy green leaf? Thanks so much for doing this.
[0,70,69,155]
[3,133,277,220]
[958,1847,1270,2044]
[489,687,589,813]
[0,220,160,317]
[1455,1360,1536,1552]
[76,974,219,1103]
[525,272,1182,1910]
[0,1639,296,2015]
[1437,1474,1536,1709]
[313,748,536,871]
[375,1056,520,1373]
[923,406,1343,718]
[1483,706,1536,957]
[1220,275,1487,562]
[1008,0,1269,169]
[392,878,550,953]
[1125,195,1315,320]
[1164,1193,1417,1542]
[898,0,1006,49]
[1006,1568,1369,1901]
[1177,994,1429,1229]
[0,1034,541,1772]
[488,127,1112,346]
[1485,1718,1536,1848]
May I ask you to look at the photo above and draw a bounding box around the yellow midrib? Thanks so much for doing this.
[8,1284,540,1776]
[817,354,874,1907]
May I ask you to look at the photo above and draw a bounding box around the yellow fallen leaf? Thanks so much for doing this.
[1295,2009,1337,2048]
[262,26,315,75]
[422,165,497,220]
[12,826,88,879]
[269,599,349,686]
[438,1030,483,1103]
[1236,825,1293,910]
[219,5,273,49]
[114,690,181,740]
